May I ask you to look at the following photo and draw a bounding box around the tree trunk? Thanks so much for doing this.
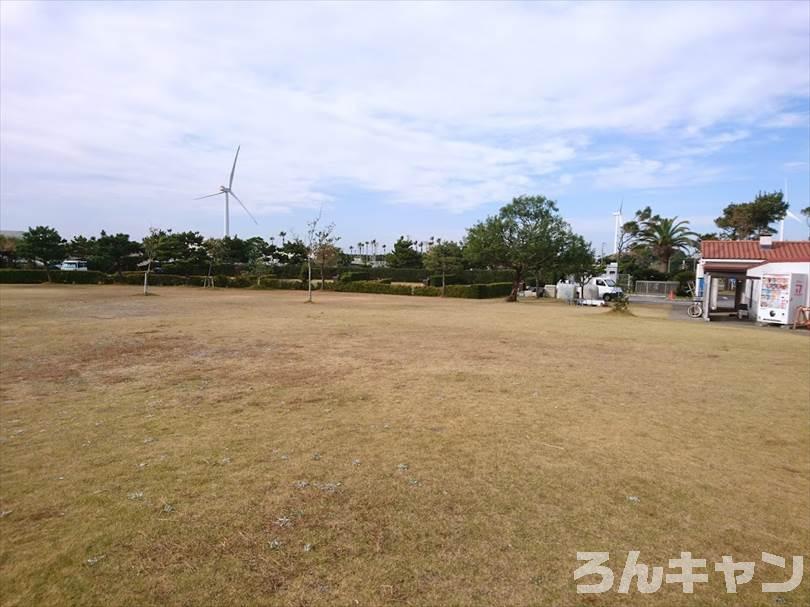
[507,267,522,302]
[44,261,52,283]
[441,263,446,297]
[143,260,150,295]
[307,259,313,302]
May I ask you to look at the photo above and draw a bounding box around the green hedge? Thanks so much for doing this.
[0,269,48,283]
[330,280,415,295]
[443,282,513,299]
[256,278,306,290]
[0,268,514,300]
[0,270,112,284]
[339,271,370,282]
[428,275,465,287]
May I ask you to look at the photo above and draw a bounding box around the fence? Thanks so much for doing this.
[634,280,679,297]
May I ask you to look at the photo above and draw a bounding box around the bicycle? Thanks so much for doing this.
[686,282,703,318]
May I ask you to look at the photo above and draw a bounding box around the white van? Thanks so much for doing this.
[556,277,624,301]
[59,260,88,271]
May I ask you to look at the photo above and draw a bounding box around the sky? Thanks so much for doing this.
[1,0,809,250]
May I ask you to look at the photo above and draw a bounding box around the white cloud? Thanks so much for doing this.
[1,1,808,236]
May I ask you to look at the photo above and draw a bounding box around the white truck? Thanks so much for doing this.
[59,259,88,271]
[556,277,624,302]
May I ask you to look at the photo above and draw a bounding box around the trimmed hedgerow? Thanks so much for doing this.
[0,270,49,283]
[428,275,466,287]
[412,285,441,297]
[339,271,370,282]
[443,282,514,299]
[331,280,414,295]
[256,278,306,290]
[0,270,112,284]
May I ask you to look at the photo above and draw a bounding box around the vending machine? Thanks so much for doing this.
[757,273,808,325]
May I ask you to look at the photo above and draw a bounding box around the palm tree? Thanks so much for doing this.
[279,231,287,246]
[638,217,697,274]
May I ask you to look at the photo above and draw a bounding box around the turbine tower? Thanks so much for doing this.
[612,200,623,255]
[195,145,257,237]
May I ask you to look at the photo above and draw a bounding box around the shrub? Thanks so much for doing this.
[0,269,49,283]
[256,278,305,290]
[610,293,633,314]
[412,285,441,297]
[428,275,466,287]
[671,269,696,296]
[51,271,112,284]
[442,282,513,299]
[0,270,112,284]
[339,271,371,282]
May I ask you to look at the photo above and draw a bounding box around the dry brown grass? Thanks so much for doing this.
[0,284,808,606]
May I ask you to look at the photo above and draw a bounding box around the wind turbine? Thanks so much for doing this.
[195,145,257,237]
[612,200,624,255]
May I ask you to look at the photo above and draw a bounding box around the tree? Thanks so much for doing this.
[423,240,464,295]
[67,235,97,260]
[202,238,226,286]
[637,216,697,275]
[271,238,308,265]
[95,231,140,275]
[141,228,167,295]
[557,232,599,299]
[715,191,788,239]
[385,236,423,268]
[312,223,339,289]
[17,226,66,281]
[0,234,18,267]
[314,242,342,284]
[464,195,569,302]
[304,213,338,303]
[802,206,810,238]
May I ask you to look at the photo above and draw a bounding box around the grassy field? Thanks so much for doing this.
[1,285,808,606]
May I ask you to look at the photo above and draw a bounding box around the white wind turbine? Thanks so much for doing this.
[195,145,258,237]
[779,179,806,240]
[612,200,623,255]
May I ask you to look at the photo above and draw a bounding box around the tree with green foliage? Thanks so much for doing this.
[423,239,464,295]
[385,236,423,268]
[464,195,570,302]
[620,207,696,275]
[638,216,697,275]
[273,238,308,265]
[95,231,140,276]
[715,191,789,239]
[17,226,66,282]
[66,235,97,260]
[557,232,599,300]
[801,206,810,238]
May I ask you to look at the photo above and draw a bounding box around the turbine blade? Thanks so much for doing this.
[195,192,224,200]
[786,209,802,222]
[229,191,258,224]
[229,145,240,189]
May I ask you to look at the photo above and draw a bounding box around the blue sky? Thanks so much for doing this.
[1,1,809,248]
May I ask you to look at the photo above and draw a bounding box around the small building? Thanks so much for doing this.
[696,236,810,322]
